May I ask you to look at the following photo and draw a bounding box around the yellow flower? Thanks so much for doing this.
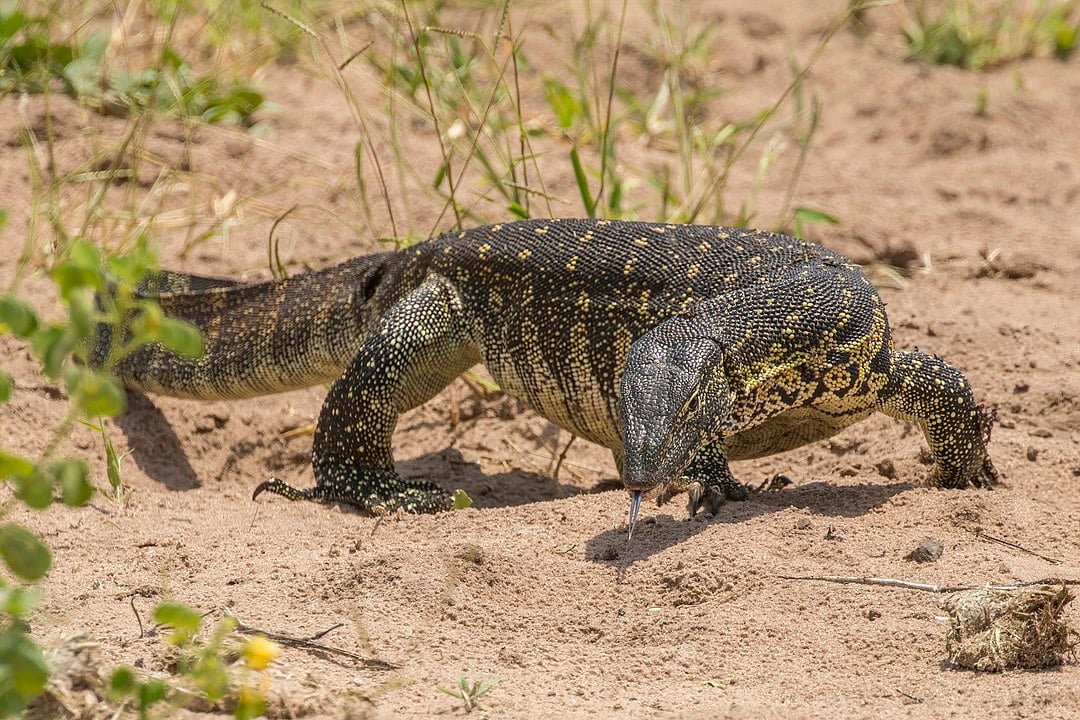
[242,636,279,671]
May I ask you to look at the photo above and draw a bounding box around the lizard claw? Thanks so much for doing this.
[688,481,729,519]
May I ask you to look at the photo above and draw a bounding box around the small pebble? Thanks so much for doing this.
[1026,446,1039,462]
[875,459,898,479]
[905,538,944,563]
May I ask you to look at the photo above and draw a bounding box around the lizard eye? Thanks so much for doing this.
[683,391,700,416]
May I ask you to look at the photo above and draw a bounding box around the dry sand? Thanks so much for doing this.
[2,1,1079,718]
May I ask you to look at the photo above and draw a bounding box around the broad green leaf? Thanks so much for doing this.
[158,318,203,358]
[65,290,94,341]
[153,602,202,644]
[0,630,48,701]
[52,458,92,507]
[13,470,52,510]
[106,233,156,284]
[0,295,38,337]
[0,451,34,480]
[30,325,75,379]
[67,367,126,417]
[52,239,102,299]
[0,586,40,617]
[109,667,135,697]
[0,367,10,403]
[451,488,473,511]
[131,302,163,339]
[0,524,52,580]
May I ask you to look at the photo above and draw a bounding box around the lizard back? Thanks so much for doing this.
[408,218,847,447]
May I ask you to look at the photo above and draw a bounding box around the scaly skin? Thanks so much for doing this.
[98,219,998,519]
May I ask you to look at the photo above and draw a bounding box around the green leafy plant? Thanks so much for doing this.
[900,0,1079,70]
[96,46,269,127]
[0,224,204,715]
[108,605,278,719]
[0,4,268,127]
[1,53,204,712]
[343,0,858,235]
[0,3,78,94]
[0,3,302,716]
[437,676,500,713]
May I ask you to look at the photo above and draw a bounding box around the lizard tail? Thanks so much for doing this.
[93,251,404,400]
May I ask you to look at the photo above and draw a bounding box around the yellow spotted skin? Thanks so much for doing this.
[99,218,998,514]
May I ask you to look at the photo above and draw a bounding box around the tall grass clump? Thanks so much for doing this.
[289,0,868,239]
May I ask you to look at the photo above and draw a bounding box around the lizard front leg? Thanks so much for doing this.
[255,277,480,513]
[877,350,997,489]
[655,443,750,518]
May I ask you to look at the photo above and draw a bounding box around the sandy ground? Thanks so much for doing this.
[3,1,1080,718]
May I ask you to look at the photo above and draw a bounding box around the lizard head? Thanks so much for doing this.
[618,329,730,537]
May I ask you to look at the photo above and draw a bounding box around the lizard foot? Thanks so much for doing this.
[934,455,999,490]
[932,404,999,490]
[656,473,751,519]
[253,467,453,514]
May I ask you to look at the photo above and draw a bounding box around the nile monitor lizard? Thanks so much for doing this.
[98,218,998,530]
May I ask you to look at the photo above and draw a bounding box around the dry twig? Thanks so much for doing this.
[777,575,1080,593]
[224,609,398,669]
[974,530,1062,565]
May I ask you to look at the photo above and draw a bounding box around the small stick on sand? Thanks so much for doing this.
[129,595,144,638]
[776,575,1080,593]
[224,609,398,669]
[974,529,1062,565]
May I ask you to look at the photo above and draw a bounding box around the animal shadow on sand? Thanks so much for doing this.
[397,447,614,510]
[585,478,916,566]
[109,398,914,544]
[113,394,598,507]
[113,392,200,491]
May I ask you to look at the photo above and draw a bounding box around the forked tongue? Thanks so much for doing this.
[627,490,643,541]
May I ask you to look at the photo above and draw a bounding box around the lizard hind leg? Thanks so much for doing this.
[254,277,479,514]
[252,472,452,514]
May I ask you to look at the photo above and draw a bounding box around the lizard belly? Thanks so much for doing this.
[479,346,623,450]
[723,403,874,460]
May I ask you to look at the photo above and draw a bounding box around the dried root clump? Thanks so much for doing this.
[24,634,111,720]
[943,583,1078,672]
